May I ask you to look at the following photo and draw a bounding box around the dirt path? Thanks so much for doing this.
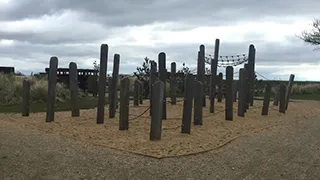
[1,115,320,180]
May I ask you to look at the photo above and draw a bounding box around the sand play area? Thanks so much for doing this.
[1,99,319,158]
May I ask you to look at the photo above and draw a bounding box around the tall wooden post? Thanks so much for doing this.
[261,83,271,115]
[237,68,245,117]
[119,77,130,130]
[46,57,58,122]
[181,74,194,134]
[149,61,157,116]
[69,62,80,117]
[193,81,203,125]
[210,39,219,113]
[158,52,167,120]
[170,62,177,105]
[217,72,223,102]
[109,54,120,118]
[285,74,295,110]
[96,44,108,124]
[279,84,286,113]
[150,80,164,140]
[225,66,233,120]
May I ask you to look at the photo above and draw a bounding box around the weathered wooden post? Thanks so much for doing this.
[198,45,206,107]
[109,54,120,118]
[285,74,295,110]
[261,83,271,115]
[248,44,256,106]
[279,84,286,113]
[69,62,80,117]
[158,52,167,120]
[217,72,223,102]
[150,80,164,140]
[170,62,177,105]
[181,74,194,134]
[22,79,30,116]
[108,76,112,104]
[96,44,108,124]
[149,61,157,116]
[134,80,140,106]
[237,68,245,117]
[244,64,250,111]
[46,57,58,122]
[193,80,203,125]
[273,86,280,106]
[210,39,220,113]
[139,81,143,104]
[225,66,233,121]
[119,77,130,130]
[233,81,238,102]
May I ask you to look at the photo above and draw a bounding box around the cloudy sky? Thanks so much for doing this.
[0,0,319,81]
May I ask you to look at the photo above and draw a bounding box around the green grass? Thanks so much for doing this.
[290,94,320,101]
[0,97,101,113]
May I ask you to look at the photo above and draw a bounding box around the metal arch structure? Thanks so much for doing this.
[204,54,248,68]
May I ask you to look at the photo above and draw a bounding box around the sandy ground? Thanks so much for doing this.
[1,102,320,180]
[0,100,320,158]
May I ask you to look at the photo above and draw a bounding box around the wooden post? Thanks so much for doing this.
[193,80,203,125]
[273,86,280,106]
[69,62,80,117]
[279,84,286,113]
[198,45,206,107]
[46,57,58,122]
[225,66,233,121]
[134,80,140,106]
[22,79,30,116]
[233,81,238,102]
[139,81,143,104]
[119,77,130,130]
[244,64,250,111]
[285,74,295,110]
[170,62,177,105]
[108,77,112,104]
[237,68,245,117]
[261,83,271,115]
[181,74,194,134]
[149,61,157,116]
[210,39,219,113]
[248,44,256,106]
[158,52,167,120]
[217,72,223,102]
[96,44,108,124]
[109,54,120,118]
[150,80,164,140]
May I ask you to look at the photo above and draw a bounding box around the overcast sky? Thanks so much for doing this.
[0,0,320,81]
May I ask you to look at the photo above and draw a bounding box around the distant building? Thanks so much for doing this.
[0,66,14,74]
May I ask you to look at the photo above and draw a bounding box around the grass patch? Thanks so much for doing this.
[290,94,320,101]
[0,97,101,113]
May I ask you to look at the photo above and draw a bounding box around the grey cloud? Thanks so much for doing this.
[1,0,319,27]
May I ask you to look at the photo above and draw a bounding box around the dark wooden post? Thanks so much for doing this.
[109,54,120,118]
[248,44,256,106]
[279,84,286,113]
[233,81,238,102]
[134,80,140,106]
[96,44,108,124]
[170,62,177,105]
[217,72,223,102]
[150,80,164,140]
[119,77,130,130]
[108,77,112,104]
[46,57,58,122]
[237,68,245,117]
[69,62,80,117]
[225,66,233,121]
[139,81,143,104]
[193,80,203,125]
[198,45,206,107]
[158,52,167,120]
[181,74,194,134]
[210,39,219,113]
[285,74,295,110]
[22,79,30,116]
[244,64,250,111]
[149,61,157,116]
[261,83,271,115]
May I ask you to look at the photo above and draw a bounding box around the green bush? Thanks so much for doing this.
[0,73,71,105]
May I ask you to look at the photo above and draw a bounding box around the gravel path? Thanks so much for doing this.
[1,115,320,180]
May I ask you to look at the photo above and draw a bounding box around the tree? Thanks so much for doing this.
[299,18,320,50]
[93,60,100,71]
[133,57,154,98]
